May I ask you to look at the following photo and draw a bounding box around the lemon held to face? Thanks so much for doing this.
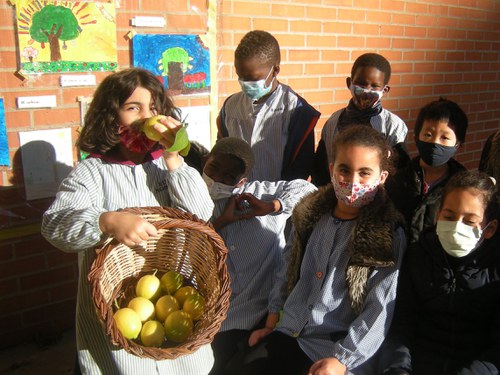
[141,115,167,141]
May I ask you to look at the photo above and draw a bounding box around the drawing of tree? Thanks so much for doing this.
[29,4,80,62]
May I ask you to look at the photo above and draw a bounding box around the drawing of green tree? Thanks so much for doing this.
[29,4,80,62]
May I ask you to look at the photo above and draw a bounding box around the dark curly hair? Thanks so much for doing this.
[77,68,178,155]
[234,30,281,66]
[351,53,392,84]
[331,124,394,175]
[414,97,468,144]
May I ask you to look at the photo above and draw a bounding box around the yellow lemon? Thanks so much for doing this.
[141,115,167,141]
[128,296,155,322]
[140,320,165,347]
[135,274,161,301]
[160,270,184,295]
[155,295,180,322]
[174,286,198,307]
[164,310,193,343]
[113,308,142,339]
[182,293,205,321]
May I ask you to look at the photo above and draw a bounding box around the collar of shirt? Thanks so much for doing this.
[88,145,164,165]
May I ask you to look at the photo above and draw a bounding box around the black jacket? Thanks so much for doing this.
[378,229,500,375]
[385,157,466,244]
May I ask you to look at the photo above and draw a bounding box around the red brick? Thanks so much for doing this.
[20,265,76,290]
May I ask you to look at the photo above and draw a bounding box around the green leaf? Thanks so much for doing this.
[165,126,190,155]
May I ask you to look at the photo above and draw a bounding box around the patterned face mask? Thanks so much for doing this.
[350,84,385,110]
[118,124,157,154]
[331,174,381,208]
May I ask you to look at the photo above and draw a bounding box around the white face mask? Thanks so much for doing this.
[202,172,235,200]
[238,67,275,101]
[436,220,486,257]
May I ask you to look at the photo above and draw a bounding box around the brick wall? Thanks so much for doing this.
[1,0,499,347]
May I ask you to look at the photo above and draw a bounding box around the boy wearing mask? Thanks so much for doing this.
[385,97,468,244]
[202,138,316,374]
[217,30,320,182]
[313,53,409,186]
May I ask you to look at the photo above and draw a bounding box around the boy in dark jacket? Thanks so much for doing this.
[385,97,468,244]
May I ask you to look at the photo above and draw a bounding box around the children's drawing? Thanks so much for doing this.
[15,0,117,74]
[0,98,8,167]
[132,34,210,95]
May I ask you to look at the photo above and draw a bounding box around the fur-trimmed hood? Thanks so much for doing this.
[287,183,405,313]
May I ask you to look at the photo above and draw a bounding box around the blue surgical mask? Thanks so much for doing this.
[238,67,275,101]
[202,172,235,200]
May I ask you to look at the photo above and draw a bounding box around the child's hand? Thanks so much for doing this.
[99,211,158,247]
[213,196,240,231]
[153,116,182,148]
[234,193,280,219]
[248,327,273,347]
[308,358,347,375]
[154,116,184,170]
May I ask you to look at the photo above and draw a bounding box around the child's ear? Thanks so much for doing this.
[236,177,247,188]
[346,77,352,89]
[383,85,391,94]
[273,65,280,76]
[329,163,334,178]
[379,170,389,184]
[484,219,498,239]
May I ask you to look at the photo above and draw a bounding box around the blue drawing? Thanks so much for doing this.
[132,34,210,94]
[0,98,9,167]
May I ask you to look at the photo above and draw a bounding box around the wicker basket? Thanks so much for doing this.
[88,206,231,360]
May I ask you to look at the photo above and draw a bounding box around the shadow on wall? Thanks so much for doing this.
[0,140,73,238]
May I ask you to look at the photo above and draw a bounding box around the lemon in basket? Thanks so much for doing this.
[128,296,155,322]
[114,308,142,339]
[140,320,165,347]
[155,295,180,322]
[183,293,205,320]
[160,270,184,295]
[174,286,198,306]
[164,310,193,343]
[136,274,161,301]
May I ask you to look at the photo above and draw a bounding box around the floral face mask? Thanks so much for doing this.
[331,174,381,208]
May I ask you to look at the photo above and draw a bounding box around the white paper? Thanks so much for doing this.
[178,106,212,151]
[19,128,74,200]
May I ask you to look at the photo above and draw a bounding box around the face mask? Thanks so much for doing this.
[202,172,235,200]
[119,124,157,154]
[331,175,380,208]
[436,220,486,257]
[238,67,275,101]
[350,84,385,110]
[416,140,457,167]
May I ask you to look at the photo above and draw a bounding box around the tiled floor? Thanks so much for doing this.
[0,329,76,374]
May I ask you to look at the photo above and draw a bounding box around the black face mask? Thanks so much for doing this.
[416,139,457,167]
